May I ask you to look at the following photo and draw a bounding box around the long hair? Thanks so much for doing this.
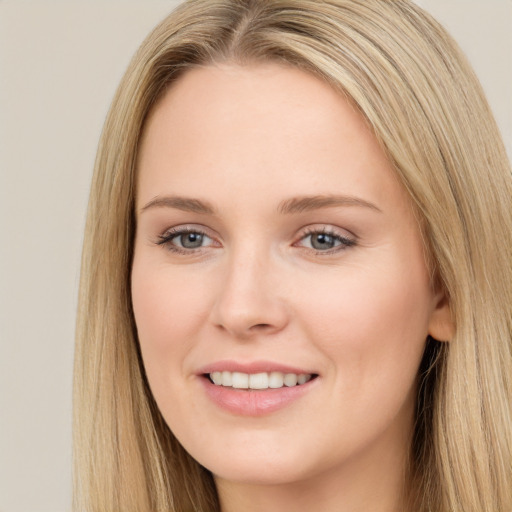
[73,1,512,510]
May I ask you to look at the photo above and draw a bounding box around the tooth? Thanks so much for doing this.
[211,371,222,385]
[297,374,310,385]
[232,372,249,389]
[211,370,312,388]
[222,371,232,386]
[268,371,284,388]
[284,373,298,387]
[249,372,269,389]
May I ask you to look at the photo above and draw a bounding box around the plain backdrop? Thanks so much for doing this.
[0,1,510,511]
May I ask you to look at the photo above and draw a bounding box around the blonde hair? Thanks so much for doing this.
[73,1,512,510]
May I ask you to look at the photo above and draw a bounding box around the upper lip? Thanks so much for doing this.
[197,360,318,376]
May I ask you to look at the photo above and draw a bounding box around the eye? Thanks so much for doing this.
[157,227,216,253]
[297,228,356,253]
[174,231,209,249]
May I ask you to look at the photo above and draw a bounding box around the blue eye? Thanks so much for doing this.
[157,228,214,252]
[299,229,355,252]
[174,232,207,249]
[156,226,354,255]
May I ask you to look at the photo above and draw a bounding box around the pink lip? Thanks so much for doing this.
[197,359,317,375]
[196,360,319,417]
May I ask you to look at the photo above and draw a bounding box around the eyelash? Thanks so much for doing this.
[156,226,356,255]
[298,227,356,254]
[156,227,214,255]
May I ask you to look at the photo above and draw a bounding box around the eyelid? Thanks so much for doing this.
[153,223,356,256]
[299,224,356,239]
[294,225,357,253]
[156,224,221,253]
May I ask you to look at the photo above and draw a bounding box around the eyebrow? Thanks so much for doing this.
[139,193,381,216]
[277,195,382,214]
[140,196,216,215]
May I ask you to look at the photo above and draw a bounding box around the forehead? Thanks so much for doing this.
[141,62,370,152]
[136,62,408,215]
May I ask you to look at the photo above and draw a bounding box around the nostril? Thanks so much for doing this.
[251,323,272,330]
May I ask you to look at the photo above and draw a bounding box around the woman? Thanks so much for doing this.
[73,1,512,511]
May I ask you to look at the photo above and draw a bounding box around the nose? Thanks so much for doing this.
[209,247,289,339]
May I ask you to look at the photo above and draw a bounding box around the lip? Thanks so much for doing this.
[197,359,317,375]
[196,360,319,417]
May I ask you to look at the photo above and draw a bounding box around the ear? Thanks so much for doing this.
[428,292,455,342]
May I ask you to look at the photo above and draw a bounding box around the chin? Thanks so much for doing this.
[182,432,325,486]
[209,459,314,487]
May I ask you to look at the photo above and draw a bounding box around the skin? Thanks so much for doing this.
[131,62,453,512]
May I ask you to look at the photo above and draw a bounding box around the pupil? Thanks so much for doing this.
[312,233,334,250]
[181,233,203,248]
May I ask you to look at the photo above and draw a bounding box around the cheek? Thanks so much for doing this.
[131,258,212,379]
[297,262,433,384]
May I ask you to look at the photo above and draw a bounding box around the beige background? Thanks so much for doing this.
[0,1,510,511]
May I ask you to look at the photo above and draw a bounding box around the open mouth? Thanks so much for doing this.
[205,371,319,390]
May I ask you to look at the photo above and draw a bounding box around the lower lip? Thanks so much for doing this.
[199,376,317,416]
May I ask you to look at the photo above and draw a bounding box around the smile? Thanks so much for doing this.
[198,363,319,416]
[209,371,314,389]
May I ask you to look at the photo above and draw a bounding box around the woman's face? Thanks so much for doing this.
[132,63,451,489]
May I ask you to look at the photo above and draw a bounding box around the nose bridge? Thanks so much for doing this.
[211,238,288,338]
